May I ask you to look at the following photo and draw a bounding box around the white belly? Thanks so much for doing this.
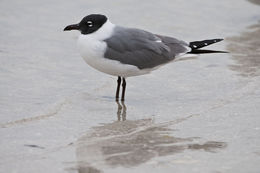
[77,35,150,77]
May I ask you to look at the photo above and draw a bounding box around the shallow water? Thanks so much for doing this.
[0,0,260,173]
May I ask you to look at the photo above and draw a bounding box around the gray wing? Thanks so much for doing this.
[104,26,189,69]
[155,34,190,55]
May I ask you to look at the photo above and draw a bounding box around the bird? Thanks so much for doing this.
[64,14,226,101]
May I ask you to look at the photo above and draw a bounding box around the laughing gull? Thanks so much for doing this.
[64,14,226,101]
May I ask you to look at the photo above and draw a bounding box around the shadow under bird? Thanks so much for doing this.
[64,14,226,101]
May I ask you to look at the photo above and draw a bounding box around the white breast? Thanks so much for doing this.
[77,20,149,77]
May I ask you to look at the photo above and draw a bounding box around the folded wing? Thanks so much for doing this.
[104,26,189,69]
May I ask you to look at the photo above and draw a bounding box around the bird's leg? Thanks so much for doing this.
[121,78,126,101]
[116,76,121,101]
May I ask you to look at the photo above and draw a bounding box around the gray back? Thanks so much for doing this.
[104,26,189,69]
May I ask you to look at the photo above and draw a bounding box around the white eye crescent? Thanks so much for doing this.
[87,21,93,27]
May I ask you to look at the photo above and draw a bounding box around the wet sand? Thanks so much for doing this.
[1,0,260,173]
[227,22,260,77]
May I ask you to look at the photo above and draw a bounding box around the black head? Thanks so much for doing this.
[64,14,108,34]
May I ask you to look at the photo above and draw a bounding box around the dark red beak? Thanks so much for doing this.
[63,24,80,31]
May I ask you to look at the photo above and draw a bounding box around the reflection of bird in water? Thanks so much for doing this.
[64,14,226,101]
[74,110,227,172]
[116,101,126,121]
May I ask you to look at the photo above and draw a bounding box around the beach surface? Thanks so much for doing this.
[0,0,260,172]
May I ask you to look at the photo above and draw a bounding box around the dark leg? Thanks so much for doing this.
[116,76,121,101]
[121,78,126,101]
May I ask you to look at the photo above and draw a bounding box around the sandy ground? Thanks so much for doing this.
[0,0,260,173]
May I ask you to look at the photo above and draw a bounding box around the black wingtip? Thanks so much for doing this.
[214,38,224,42]
[188,49,229,54]
[189,38,224,50]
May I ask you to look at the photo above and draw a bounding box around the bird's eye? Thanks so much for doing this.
[87,21,93,27]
